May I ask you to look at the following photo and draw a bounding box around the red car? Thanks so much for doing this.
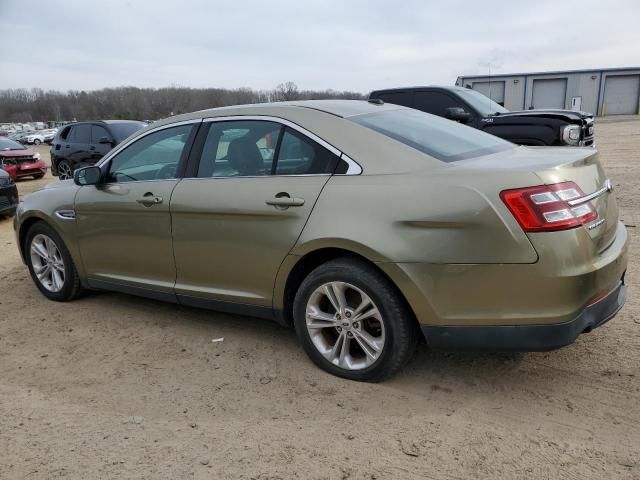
[0,137,47,181]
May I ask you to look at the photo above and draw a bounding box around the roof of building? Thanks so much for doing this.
[457,66,640,82]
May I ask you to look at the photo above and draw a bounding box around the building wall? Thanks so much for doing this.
[457,68,640,116]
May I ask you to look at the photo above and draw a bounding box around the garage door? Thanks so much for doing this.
[603,75,640,115]
[531,78,567,109]
[472,81,505,106]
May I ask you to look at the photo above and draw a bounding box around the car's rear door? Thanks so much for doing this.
[90,124,113,164]
[75,121,199,296]
[68,124,92,169]
[170,117,342,313]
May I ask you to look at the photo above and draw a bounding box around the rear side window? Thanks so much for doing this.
[197,120,281,178]
[91,125,111,143]
[196,122,341,177]
[73,124,91,143]
[373,91,414,108]
[350,109,515,162]
[414,91,465,116]
[59,126,72,140]
[275,128,339,175]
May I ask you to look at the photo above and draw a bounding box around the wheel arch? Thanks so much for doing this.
[274,245,421,331]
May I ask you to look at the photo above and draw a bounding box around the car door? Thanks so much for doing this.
[68,123,92,169]
[170,118,342,312]
[75,121,198,296]
[90,124,113,164]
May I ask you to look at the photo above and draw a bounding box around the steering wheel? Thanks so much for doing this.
[156,163,177,180]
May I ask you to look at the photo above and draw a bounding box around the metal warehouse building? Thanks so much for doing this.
[456,67,640,116]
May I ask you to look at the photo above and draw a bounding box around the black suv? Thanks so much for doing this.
[369,86,595,147]
[50,120,146,179]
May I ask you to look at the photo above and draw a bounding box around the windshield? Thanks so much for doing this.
[0,137,26,151]
[350,108,515,162]
[108,121,146,142]
[458,89,509,116]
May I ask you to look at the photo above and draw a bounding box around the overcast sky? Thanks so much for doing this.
[1,0,638,93]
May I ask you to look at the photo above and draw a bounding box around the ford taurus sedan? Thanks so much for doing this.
[13,100,627,381]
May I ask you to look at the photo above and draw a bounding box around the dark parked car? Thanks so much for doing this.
[50,120,145,179]
[0,168,18,217]
[369,86,595,147]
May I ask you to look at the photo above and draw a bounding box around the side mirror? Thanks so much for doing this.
[98,136,113,145]
[445,107,471,123]
[74,165,101,186]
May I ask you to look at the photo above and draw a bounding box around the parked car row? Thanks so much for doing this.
[21,129,59,145]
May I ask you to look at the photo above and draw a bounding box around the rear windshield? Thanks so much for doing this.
[108,122,146,142]
[350,108,515,162]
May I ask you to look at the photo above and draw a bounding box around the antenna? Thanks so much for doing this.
[488,61,492,114]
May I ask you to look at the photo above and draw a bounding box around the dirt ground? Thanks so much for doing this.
[1,120,639,480]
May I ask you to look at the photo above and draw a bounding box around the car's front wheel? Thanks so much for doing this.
[33,139,41,145]
[25,222,84,301]
[293,258,418,381]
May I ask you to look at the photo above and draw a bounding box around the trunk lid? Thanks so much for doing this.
[457,146,618,252]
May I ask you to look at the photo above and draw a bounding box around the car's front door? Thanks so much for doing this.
[170,118,343,312]
[75,122,198,295]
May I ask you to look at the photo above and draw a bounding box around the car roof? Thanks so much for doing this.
[157,100,404,125]
[370,85,469,94]
[64,120,145,126]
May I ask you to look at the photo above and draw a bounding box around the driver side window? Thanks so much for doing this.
[106,124,192,183]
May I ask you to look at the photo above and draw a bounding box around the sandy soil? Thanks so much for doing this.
[1,122,639,479]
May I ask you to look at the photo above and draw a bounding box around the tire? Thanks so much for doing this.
[33,139,41,145]
[57,160,73,180]
[25,221,84,302]
[293,258,418,382]
[33,173,45,179]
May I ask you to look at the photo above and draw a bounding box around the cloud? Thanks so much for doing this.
[0,0,638,93]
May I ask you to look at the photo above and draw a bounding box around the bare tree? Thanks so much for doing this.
[0,84,365,123]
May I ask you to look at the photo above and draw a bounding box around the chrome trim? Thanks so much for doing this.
[96,119,202,169]
[567,179,612,206]
[203,114,363,175]
[180,174,331,181]
[203,115,342,157]
[339,154,362,175]
[54,209,76,220]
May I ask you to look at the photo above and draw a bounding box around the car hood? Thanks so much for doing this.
[0,149,36,157]
[488,109,592,121]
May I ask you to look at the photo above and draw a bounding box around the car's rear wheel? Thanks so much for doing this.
[33,139,41,145]
[25,222,84,301]
[293,258,418,381]
[57,160,73,180]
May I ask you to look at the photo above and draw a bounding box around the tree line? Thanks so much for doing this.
[0,82,365,123]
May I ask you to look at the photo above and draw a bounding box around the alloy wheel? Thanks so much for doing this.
[305,281,386,370]
[29,234,66,292]
[58,162,73,180]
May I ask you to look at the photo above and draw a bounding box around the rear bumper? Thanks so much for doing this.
[422,279,626,351]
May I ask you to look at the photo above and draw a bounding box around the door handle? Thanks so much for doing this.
[266,196,305,207]
[136,192,163,207]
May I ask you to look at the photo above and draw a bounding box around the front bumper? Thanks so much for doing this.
[422,279,626,351]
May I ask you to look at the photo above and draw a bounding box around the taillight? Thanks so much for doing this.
[500,181,597,232]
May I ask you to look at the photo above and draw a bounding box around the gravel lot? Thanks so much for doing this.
[1,120,639,479]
